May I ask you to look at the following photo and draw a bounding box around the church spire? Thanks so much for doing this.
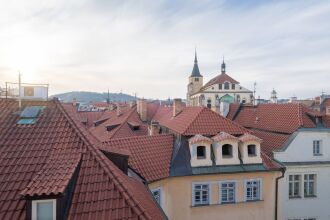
[191,49,202,77]
[221,56,226,74]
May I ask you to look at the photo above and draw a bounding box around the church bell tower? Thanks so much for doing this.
[187,50,203,106]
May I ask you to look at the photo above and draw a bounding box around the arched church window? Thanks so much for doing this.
[231,84,235,90]
[219,84,222,90]
[224,82,230,90]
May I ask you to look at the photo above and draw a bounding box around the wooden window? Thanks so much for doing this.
[32,199,56,220]
[289,175,301,198]
[193,184,210,206]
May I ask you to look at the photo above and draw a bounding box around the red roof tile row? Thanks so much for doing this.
[0,99,164,220]
[153,106,247,136]
[101,135,174,182]
[202,73,239,90]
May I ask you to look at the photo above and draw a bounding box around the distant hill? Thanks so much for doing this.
[51,91,136,103]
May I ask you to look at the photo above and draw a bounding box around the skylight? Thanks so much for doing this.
[17,106,45,125]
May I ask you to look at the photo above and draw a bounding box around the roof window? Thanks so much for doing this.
[17,106,45,125]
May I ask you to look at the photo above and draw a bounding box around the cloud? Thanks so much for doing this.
[0,0,329,99]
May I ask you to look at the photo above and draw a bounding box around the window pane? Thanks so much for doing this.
[37,202,53,220]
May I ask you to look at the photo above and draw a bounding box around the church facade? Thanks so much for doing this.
[186,52,253,112]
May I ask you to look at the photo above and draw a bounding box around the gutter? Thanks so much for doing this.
[275,167,286,220]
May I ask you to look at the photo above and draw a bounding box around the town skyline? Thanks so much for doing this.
[1,0,330,100]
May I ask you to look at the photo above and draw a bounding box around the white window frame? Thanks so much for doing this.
[288,174,302,199]
[32,199,56,220]
[244,179,262,202]
[219,181,237,204]
[192,182,211,206]
[313,140,322,156]
[304,174,317,198]
[151,187,162,207]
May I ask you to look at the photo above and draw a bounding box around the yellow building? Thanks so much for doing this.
[144,101,284,220]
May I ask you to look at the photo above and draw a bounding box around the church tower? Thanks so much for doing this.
[270,88,278,103]
[187,50,203,106]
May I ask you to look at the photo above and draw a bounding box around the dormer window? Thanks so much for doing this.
[222,144,233,158]
[197,146,206,159]
[224,82,230,90]
[247,144,257,156]
[32,199,56,220]
[231,84,235,90]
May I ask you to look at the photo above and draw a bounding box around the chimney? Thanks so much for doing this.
[72,98,77,107]
[129,100,136,108]
[148,121,160,136]
[173,98,184,117]
[137,99,147,121]
[117,104,122,116]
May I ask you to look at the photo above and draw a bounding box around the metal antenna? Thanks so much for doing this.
[18,72,22,110]
[253,82,257,105]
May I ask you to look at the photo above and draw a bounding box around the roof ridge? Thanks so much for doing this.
[103,133,173,143]
[205,107,249,133]
[56,99,153,219]
[109,106,138,139]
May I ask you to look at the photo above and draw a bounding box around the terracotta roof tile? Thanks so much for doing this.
[239,133,262,143]
[153,106,246,136]
[202,73,239,90]
[189,134,213,144]
[101,135,174,182]
[212,132,238,142]
[234,103,317,134]
[0,99,164,220]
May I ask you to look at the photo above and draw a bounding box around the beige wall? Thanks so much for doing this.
[149,171,281,220]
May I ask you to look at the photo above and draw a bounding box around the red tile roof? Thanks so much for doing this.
[212,132,238,142]
[189,134,213,144]
[251,129,290,157]
[0,99,164,220]
[233,103,318,134]
[226,103,241,120]
[153,106,247,136]
[239,133,262,143]
[202,73,239,90]
[89,106,148,141]
[62,103,105,128]
[101,135,174,182]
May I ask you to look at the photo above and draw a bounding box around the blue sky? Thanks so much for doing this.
[0,0,329,99]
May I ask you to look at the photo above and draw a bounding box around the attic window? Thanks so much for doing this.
[32,199,56,220]
[106,124,120,131]
[248,145,257,156]
[197,146,206,159]
[222,144,233,157]
[128,121,140,131]
[17,106,44,125]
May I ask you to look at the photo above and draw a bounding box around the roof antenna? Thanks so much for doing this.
[253,82,257,106]
[18,72,22,110]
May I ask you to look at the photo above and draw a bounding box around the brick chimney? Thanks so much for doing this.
[148,121,160,136]
[137,99,147,121]
[117,104,122,116]
[173,98,184,117]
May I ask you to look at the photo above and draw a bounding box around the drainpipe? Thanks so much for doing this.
[275,167,286,220]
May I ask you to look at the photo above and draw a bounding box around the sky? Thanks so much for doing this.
[0,0,330,100]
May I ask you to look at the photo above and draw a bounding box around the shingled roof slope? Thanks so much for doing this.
[202,73,239,90]
[233,103,317,134]
[89,106,148,141]
[0,99,164,220]
[101,135,174,182]
[153,106,246,136]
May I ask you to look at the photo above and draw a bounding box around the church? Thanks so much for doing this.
[186,51,253,112]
